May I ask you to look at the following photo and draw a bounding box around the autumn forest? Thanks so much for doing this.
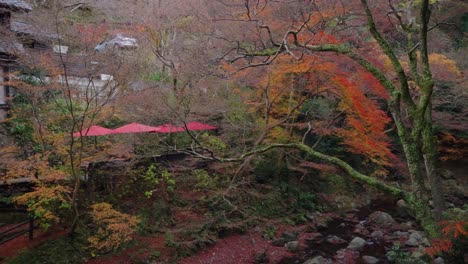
[0,0,467,263]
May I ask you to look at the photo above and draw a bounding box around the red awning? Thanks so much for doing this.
[112,122,161,134]
[185,122,217,131]
[73,125,114,137]
[154,123,186,133]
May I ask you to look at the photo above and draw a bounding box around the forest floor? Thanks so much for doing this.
[1,154,466,264]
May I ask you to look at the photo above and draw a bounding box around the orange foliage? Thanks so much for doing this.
[438,133,468,161]
[333,76,395,166]
[76,23,109,45]
[424,221,468,258]
[424,238,453,258]
[87,203,140,255]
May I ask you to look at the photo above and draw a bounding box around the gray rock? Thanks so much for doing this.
[326,235,346,244]
[273,231,297,246]
[396,199,411,217]
[305,212,316,221]
[405,237,419,246]
[406,231,424,247]
[370,230,384,240]
[282,231,297,241]
[254,251,269,263]
[347,237,367,251]
[285,241,300,252]
[433,257,445,264]
[393,231,408,237]
[316,221,328,230]
[368,211,396,226]
[422,237,431,246]
[303,256,329,264]
[362,255,380,264]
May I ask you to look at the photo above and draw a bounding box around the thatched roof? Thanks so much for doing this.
[0,0,32,12]
[11,20,60,39]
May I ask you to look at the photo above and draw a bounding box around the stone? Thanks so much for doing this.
[368,211,396,226]
[396,199,411,217]
[303,256,329,264]
[433,257,445,264]
[405,237,419,247]
[335,249,360,262]
[406,231,424,246]
[305,212,316,221]
[393,231,408,237]
[254,251,269,263]
[326,235,346,244]
[316,221,328,230]
[347,237,367,251]
[285,241,300,252]
[362,255,380,264]
[282,231,297,241]
[422,237,431,246]
[353,224,370,236]
[273,231,297,246]
[370,230,384,240]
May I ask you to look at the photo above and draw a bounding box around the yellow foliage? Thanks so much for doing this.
[14,185,71,228]
[87,203,140,254]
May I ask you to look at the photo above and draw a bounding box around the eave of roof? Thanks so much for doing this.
[0,0,32,12]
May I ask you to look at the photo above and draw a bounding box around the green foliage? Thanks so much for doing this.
[145,72,170,83]
[7,236,87,264]
[263,226,277,240]
[143,164,176,198]
[7,117,34,148]
[14,185,72,230]
[200,134,227,152]
[192,169,215,190]
[164,232,179,248]
[385,242,411,263]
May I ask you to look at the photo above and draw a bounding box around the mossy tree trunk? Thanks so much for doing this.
[239,0,446,232]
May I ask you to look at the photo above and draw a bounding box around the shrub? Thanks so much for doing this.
[87,203,140,255]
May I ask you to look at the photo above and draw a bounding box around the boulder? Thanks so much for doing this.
[406,231,424,247]
[396,199,411,217]
[254,251,269,263]
[326,235,346,244]
[370,230,384,240]
[303,256,330,264]
[368,211,396,227]
[285,241,300,252]
[347,237,367,251]
[362,255,380,264]
[272,231,297,246]
[433,257,445,264]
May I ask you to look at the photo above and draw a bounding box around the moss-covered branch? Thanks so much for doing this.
[221,143,405,197]
[360,0,416,111]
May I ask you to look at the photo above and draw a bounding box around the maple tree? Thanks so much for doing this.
[203,0,465,232]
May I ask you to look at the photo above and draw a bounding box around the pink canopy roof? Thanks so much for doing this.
[185,122,217,131]
[154,123,186,133]
[112,122,161,134]
[73,125,114,137]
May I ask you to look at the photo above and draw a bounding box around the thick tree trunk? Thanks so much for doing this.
[422,105,446,217]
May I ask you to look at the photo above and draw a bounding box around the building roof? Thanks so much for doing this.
[0,38,24,54]
[0,0,32,12]
[11,21,60,39]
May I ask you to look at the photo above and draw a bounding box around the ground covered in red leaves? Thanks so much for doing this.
[0,226,66,260]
